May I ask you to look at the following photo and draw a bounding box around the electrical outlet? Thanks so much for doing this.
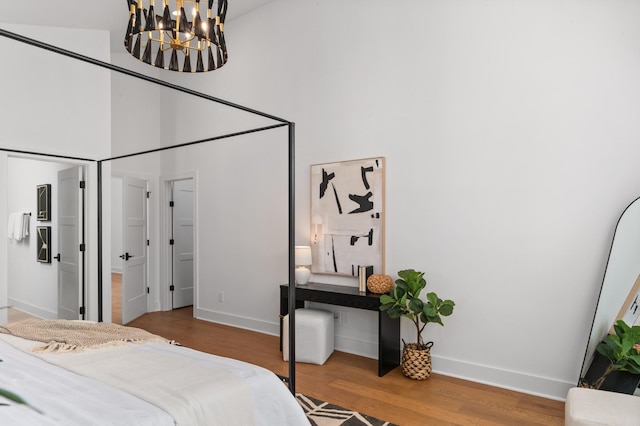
[218,291,224,303]
[334,310,347,323]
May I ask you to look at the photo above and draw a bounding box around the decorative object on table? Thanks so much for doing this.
[294,245,312,285]
[367,274,394,294]
[124,0,228,73]
[358,265,373,293]
[310,157,385,276]
[379,269,455,380]
[36,184,51,221]
[36,226,51,263]
[580,319,640,393]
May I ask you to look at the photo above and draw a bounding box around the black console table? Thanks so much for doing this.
[279,282,400,376]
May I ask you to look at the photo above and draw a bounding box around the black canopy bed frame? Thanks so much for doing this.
[0,27,300,395]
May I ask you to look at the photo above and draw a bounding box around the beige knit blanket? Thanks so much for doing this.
[0,319,174,353]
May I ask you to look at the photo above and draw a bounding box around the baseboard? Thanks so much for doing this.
[193,308,379,359]
[191,309,573,400]
[431,354,575,401]
[8,297,56,320]
[194,307,280,336]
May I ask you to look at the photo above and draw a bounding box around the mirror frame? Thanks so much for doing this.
[580,196,640,383]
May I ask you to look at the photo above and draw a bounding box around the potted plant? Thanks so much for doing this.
[581,320,640,393]
[379,269,455,380]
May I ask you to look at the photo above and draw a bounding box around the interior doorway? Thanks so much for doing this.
[111,175,149,324]
[6,156,86,321]
[167,178,195,310]
[57,166,85,320]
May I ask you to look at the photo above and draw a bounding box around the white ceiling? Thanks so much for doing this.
[0,0,273,51]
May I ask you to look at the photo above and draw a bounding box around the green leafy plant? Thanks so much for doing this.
[379,269,455,348]
[0,388,34,409]
[0,358,42,413]
[590,320,640,389]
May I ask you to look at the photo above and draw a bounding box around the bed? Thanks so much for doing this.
[0,19,302,423]
[0,319,309,425]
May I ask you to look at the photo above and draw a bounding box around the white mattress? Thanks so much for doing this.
[0,334,309,426]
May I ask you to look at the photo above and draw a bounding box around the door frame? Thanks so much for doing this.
[160,172,198,312]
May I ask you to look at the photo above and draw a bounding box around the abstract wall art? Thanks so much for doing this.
[37,226,51,263]
[310,157,385,276]
[37,183,51,221]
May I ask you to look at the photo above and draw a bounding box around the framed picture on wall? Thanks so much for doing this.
[37,184,51,221]
[36,226,51,263]
[310,157,385,276]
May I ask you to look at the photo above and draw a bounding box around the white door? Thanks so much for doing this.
[172,179,194,309]
[121,176,148,324]
[57,166,83,320]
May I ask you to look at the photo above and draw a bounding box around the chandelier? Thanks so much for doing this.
[125,0,228,72]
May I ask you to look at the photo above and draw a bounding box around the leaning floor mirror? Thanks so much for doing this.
[580,196,640,395]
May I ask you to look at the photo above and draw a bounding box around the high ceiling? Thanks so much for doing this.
[0,0,273,52]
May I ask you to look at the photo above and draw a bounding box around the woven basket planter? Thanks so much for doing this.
[401,342,434,380]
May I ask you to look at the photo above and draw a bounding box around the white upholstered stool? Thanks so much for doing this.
[282,309,334,365]
[565,387,640,426]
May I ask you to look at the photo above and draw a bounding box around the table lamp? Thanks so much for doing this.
[295,246,312,285]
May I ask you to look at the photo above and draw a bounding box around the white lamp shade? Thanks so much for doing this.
[295,246,312,266]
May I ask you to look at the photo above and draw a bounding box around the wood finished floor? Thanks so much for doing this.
[112,273,122,325]
[128,307,565,425]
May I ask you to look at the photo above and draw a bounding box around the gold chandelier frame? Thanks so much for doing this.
[125,0,228,72]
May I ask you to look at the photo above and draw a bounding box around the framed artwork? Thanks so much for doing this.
[37,184,51,221]
[37,226,51,263]
[310,157,385,276]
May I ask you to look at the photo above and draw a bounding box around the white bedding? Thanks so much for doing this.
[0,337,174,425]
[0,334,309,426]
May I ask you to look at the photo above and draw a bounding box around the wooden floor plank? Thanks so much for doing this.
[112,272,122,324]
[128,307,565,425]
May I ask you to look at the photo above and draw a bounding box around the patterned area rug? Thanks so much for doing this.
[296,394,398,426]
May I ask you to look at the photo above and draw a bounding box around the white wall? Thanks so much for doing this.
[156,130,288,330]
[106,53,164,315]
[0,24,111,321]
[141,0,640,400]
[111,177,123,273]
[0,24,111,160]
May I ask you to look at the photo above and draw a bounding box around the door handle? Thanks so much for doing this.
[119,253,134,261]
[54,253,61,262]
